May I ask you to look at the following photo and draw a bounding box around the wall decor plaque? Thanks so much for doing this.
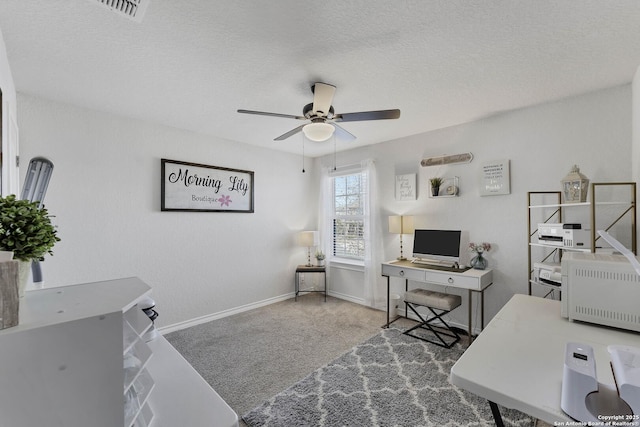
[395,174,417,200]
[161,159,254,212]
[480,159,510,196]
[421,153,473,167]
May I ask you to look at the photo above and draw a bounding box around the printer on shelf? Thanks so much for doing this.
[561,252,640,333]
[538,223,590,249]
[533,262,561,286]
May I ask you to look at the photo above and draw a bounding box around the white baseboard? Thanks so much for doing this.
[158,292,295,335]
[158,291,484,337]
[327,289,367,306]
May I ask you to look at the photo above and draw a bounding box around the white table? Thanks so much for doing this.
[450,294,640,425]
[382,260,493,340]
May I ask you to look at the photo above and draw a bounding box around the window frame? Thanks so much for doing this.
[330,169,367,262]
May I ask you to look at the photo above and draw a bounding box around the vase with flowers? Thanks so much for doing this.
[0,195,60,296]
[315,250,325,267]
[468,242,491,270]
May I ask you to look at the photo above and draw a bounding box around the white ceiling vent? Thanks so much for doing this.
[89,0,150,22]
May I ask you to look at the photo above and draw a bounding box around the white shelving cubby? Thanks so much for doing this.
[0,277,238,427]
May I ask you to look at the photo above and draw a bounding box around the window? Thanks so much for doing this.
[332,171,367,260]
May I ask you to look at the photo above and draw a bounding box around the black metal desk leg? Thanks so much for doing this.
[386,276,390,328]
[324,271,327,302]
[468,289,473,342]
[481,289,485,329]
[405,278,408,321]
[488,401,505,427]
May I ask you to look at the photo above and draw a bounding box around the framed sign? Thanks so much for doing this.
[480,159,510,196]
[161,159,254,212]
[395,174,417,200]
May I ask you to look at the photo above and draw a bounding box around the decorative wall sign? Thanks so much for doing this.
[395,174,417,200]
[480,159,510,196]
[421,153,473,167]
[161,159,254,212]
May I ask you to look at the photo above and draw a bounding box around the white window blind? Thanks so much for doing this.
[332,170,367,260]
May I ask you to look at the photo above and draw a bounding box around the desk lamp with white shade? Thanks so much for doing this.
[388,215,415,260]
[298,231,319,267]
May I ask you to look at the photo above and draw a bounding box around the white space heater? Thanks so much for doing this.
[561,251,640,333]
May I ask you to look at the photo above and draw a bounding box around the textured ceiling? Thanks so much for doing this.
[1,1,640,157]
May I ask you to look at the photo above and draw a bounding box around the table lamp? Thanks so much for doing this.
[388,215,414,260]
[298,231,318,266]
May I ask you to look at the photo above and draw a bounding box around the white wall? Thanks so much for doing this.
[632,65,640,247]
[318,85,632,331]
[17,94,317,328]
[0,28,18,195]
[12,77,634,332]
[0,29,13,104]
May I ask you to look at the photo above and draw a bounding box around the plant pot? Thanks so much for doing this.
[0,260,19,329]
[17,260,32,297]
[431,186,440,197]
[316,259,325,267]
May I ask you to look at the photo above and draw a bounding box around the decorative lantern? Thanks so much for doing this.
[561,165,589,203]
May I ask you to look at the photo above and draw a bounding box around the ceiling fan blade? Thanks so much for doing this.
[274,124,306,141]
[333,109,401,122]
[237,109,306,120]
[312,83,336,116]
[332,123,356,141]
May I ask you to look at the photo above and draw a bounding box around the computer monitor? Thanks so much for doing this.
[412,229,462,266]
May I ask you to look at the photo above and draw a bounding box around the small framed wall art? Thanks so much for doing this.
[161,158,254,212]
[480,159,510,196]
[395,174,417,201]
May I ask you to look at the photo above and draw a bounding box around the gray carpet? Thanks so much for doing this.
[164,294,385,419]
[243,328,535,427]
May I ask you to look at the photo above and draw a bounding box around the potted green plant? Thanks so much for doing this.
[430,177,443,196]
[0,195,60,296]
[315,250,325,267]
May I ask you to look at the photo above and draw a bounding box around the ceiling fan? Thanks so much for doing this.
[237,82,401,142]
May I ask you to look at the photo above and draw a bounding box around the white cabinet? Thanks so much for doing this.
[0,277,239,427]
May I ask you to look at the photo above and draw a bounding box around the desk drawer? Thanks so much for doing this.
[424,270,480,290]
[382,264,426,281]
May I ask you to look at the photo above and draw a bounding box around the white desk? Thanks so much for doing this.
[450,294,640,425]
[381,260,493,340]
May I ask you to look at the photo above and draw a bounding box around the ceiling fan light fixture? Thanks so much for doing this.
[302,122,335,142]
[238,82,400,141]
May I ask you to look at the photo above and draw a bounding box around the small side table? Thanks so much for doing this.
[295,265,327,301]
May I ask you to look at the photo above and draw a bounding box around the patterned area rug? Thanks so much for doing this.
[243,328,535,427]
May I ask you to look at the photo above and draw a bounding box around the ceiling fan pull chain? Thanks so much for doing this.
[333,134,337,171]
[302,134,306,173]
